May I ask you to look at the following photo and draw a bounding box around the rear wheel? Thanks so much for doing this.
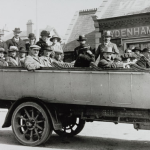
[54,117,85,137]
[11,102,52,146]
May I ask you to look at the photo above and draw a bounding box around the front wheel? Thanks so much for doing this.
[11,102,52,146]
[54,117,85,137]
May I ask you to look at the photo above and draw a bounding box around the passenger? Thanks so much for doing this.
[74,35,92,60]
[24,45,45,70]
[132,47,143,60]
[26,33,36,52]
[19,47,28,67]
[0,48,8,66]
[40,46,53,67]
[6,28,25,49]
[50,50,56,62]
[6,46,21,67]
[0,30,8,52]
[142,48,150,60]
[74,45,95,67]
[54,49,63,62]
[60,53,64,62]
[50,35,63,55]
[136,56,150,68]
[98,47,133,69]
[36,30,50,56]
[95,31,119,61]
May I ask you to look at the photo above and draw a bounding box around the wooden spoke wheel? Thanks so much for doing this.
[11,102,52,146]
[54,117,85,137]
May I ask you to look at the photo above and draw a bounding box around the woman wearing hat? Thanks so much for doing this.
[26,33,36,52]
[36,30,50,56]
[6,28,25,50]
[6,46,21,67]
[0,48,8,66]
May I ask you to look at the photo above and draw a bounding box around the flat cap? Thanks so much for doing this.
[30,45,41,50]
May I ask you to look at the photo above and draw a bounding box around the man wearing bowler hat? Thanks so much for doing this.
[0,30,8,52]
[36,30,50,56]
[6,28,25,50]
[40,45,53,67]
[24,45,45,70]
[95,31,119,62]
[26,33,36,52]
[74,35,92,60]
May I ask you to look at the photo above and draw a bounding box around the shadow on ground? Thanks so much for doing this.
[0,130,150,150]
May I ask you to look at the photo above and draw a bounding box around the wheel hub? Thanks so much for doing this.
[26,119,36,130]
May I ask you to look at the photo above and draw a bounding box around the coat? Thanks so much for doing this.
[6,37,26,50]
[0,41,8,51]
[40,56,53,67]
[36,38,48,56]
[95,42,119,61]
[74,52,95,67]
[0,58,8,67]
[74,44,92,60]
[136,56,150,68]
[25,43,30,52]
[6,56,21,67]
[24,55,44,70]
[98,59,123,68]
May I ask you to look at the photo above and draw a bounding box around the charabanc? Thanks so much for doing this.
[0,63,150,146]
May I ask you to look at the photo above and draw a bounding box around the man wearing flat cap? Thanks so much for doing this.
[6,28,25,50]
[95,31,119,63]
[40,46,53,67]
[26,33,36,52]
[0,48,8,66]
[24,45,45,70]
[6,46,21,67]
[36,30,50,56]
[0,30,8,52]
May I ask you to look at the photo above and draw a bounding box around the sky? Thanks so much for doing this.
[0,0,102,38]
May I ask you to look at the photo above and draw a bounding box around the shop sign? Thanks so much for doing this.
[110,26,150,38]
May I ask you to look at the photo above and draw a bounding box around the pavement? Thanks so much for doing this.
[0,110,150,150]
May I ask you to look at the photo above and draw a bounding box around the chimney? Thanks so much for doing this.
[26,20,33,36]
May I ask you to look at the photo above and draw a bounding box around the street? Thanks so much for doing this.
[0,110,150,150]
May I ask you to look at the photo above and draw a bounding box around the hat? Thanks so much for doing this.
[9,46,18,52]
[0,48,7,54]
[0,29,4,35]
[102,47,114,53]
[50,35,61,42]
[142,48,149,53]
[28,33,36,39]
[132,47,141,52]
[13,28,22,33]
[40,30,50,37]
[77,35,87,41]
[43,46,52,51]
[19,47,28,53]
[103,31,112,37]
[30,45,41,50]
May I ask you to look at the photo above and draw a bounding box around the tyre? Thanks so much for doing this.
[54,117,85,137]
[11,102,52,146]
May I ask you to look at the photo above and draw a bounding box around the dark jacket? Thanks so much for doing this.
[36,38,48,56]
[74,44,92,60]
[6,37,26,50]
[25,43,30,52]
[0,41,8,51]
[95,42,119,60]
[74,52,95,67]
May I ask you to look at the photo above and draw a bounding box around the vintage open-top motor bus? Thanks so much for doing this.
[1,63,150,146]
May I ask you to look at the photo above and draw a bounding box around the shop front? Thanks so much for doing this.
[93,12,150,53]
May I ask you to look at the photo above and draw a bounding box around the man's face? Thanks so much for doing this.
[79,40,86,45]
[52,38,58,44]
[104,36,111,43]
[29,38,36,45]
[55,52,61,61]
[14,32,20,39]
[30,48,39,57]
[0,52,4,58]
[0,35,4,40]
[50,51,55,58]
[19,52,26,58]
[9,51,17,57]
[42,36,48,42]
[103,53,112,61]
[44,50,52,57]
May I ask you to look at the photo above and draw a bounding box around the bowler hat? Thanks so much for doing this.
[30,45,41,50]
[40,30,50,37]
[43,46,52,51]
[132,47,141,52]
[28,33,36,39]
[0,48,7,54]
[9,46,18,52]
[77,35,87,41]
[19,47,28,53]
[103,31,112,37]
[50,35,61,42]
[13,28,22,33]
